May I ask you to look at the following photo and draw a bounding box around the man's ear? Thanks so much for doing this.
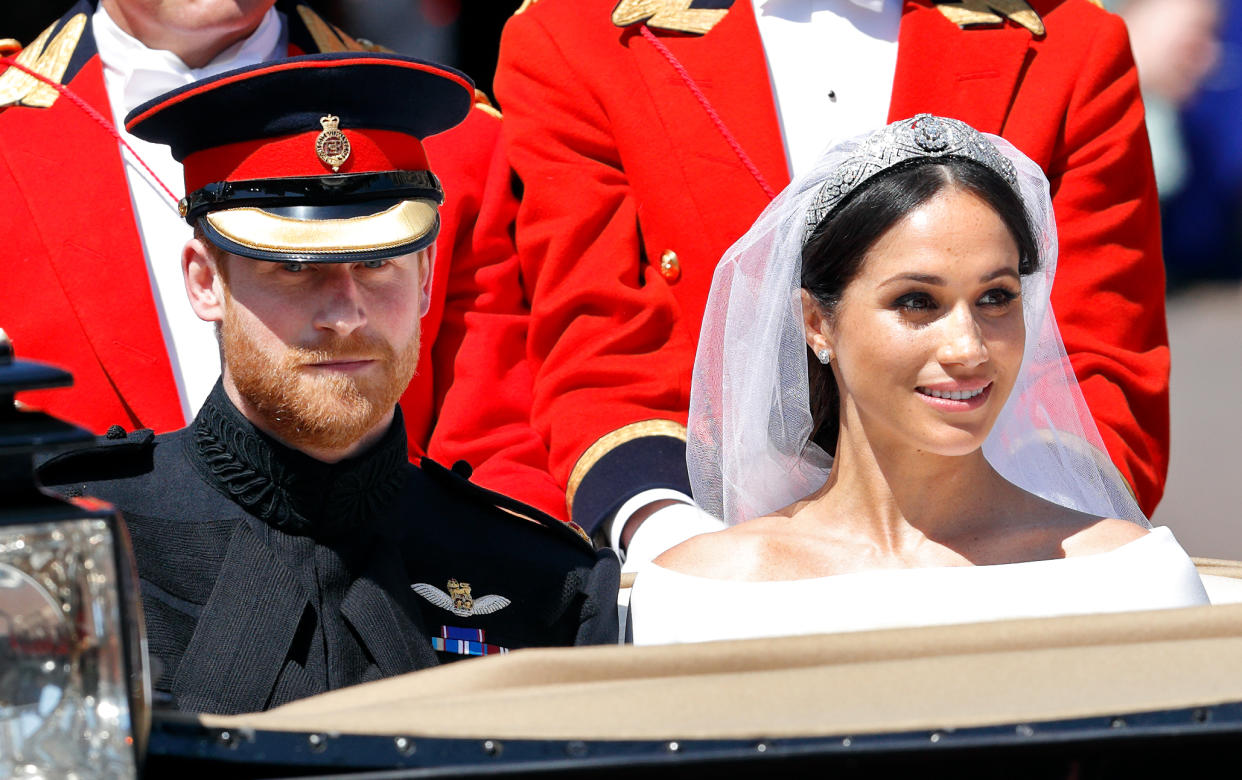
[800,289,834,355]
[184,238,226,323]
[418,247,434,317]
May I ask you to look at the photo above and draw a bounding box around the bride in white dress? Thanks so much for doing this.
[629,115,1208,645]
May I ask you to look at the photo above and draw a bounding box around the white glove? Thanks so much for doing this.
[620,501,726,574]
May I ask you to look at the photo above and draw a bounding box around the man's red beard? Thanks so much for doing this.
[221,306,419,453]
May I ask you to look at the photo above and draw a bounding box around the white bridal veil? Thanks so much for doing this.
[687,115,1148,529]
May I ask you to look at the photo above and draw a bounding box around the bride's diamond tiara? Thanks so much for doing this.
[803,114,1019,246]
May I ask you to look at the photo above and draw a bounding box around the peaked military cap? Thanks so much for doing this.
[125,52,473,263]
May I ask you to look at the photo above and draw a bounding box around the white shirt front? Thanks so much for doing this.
[751,0,901,178]
[93,4,287,421]
[612,0,902,554]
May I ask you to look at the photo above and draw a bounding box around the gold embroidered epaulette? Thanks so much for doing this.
[473,89,502,120]
[933,0,1045,37]
[0,13,86,110]
[296,5,392,53]
[612,0,729,36]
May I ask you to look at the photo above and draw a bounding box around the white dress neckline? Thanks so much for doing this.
[629,527,1209,645]
[647,525,1168,585]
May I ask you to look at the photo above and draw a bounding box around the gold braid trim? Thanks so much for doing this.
[495,505,593,546]
[0,13,86,110]
[566,419,688,511]
[473,89,502,120]
[933,0,1045,36]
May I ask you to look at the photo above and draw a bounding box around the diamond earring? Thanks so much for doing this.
[816,348,832,365]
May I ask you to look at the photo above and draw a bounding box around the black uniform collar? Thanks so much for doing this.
[189,381,409,538]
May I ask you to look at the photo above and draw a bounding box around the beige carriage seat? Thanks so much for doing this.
[201,602,1242,741]
[1194,558,1242,604]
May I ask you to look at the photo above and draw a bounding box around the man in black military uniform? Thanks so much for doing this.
[38,53,619,716]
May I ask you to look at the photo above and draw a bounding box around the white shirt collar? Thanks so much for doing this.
[753,0,887,13]
[93,3,286,115]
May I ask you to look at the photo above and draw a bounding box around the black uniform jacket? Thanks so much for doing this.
[39,383,619,715]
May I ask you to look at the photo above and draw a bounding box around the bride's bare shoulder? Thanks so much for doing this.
[653,516,791,580]
[999,488,1150,559]
[1060,515,1150,557]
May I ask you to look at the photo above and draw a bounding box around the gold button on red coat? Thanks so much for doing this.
[658,249,681,282]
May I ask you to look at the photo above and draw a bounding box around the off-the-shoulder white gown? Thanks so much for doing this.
[629,527,1209,645]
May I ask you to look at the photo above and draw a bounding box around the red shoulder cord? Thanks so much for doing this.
[0,55,180,205]
[639,24,778,201]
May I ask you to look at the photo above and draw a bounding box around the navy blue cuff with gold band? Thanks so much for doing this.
[124,52,473,264]
[567,421,692,535]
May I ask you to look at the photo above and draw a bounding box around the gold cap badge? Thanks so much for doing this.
[315,114,351,172]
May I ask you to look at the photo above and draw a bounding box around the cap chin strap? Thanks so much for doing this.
[419,244,436,318]
[182,170,443,223]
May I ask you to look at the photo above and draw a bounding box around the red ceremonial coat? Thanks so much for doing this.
[0,0,566,519]
[497,0,1169,530]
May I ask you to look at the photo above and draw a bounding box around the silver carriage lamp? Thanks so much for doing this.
[0,329,149,777]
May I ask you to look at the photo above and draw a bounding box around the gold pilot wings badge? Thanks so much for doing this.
[412,579,512,618]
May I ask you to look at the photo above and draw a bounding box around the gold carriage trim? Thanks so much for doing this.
[0,13,86,110]
[566,419,688,511]
[933,1,1045,37]
[204,199,437,255]
[1193,557,1242,580]
[612,0,729,36]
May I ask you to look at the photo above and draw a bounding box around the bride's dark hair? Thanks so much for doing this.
[801,156,1039,455]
